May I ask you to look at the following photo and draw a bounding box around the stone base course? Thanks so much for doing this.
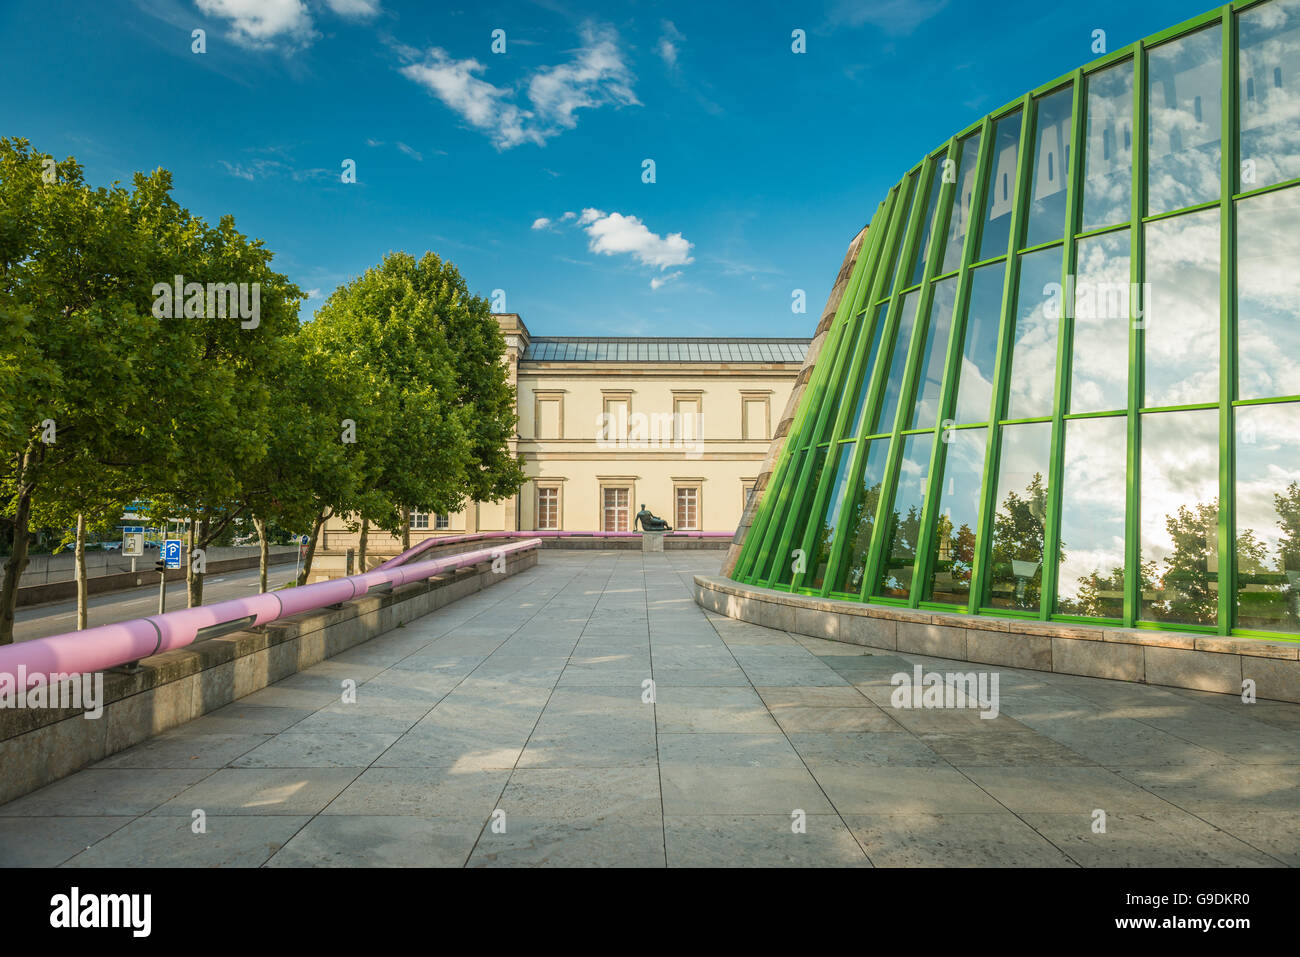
[695,575,1300,704]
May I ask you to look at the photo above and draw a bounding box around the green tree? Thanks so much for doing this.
[303,251,523,573]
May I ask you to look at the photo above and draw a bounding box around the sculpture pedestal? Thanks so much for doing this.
[641,531,665,552]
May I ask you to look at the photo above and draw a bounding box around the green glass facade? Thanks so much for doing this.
[732,0,1300,642]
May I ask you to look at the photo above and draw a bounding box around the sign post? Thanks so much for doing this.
[123,527,144,574]
[158,539,182,614]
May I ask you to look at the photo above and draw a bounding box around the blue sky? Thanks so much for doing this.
[3,0,1218,337]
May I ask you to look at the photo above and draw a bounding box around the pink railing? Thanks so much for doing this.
[0,538,542,688]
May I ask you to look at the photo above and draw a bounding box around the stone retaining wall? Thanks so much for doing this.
[695,574,1300,704]
[0,547,538,805]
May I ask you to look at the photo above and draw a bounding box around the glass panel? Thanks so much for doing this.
[951,262,1006,424]
[907,277,958,430]
[775,446,828,585]
[1024,87,1073,249]
[1147,25,1222,216]
[1057,415,1128,618]
[1143,208,1219,407]
[941,131,984,273]
[926,427,987,605]
[874,433,934,600]
[810,445,855,590]
[908,153,948,287]
[849,304,889,437]
[1236,402,1300,633]
[1239,0,1300,191]
[1139,409,1219,626]
[1004,245,1062,419]
[871,291,921,435]
[1082,60,1135,231]
[753,448,805,582]
[986,422,1052,611]
[979,110,1023,261]
[1069,229,1130,413]
[1237,185,1300,400]
[885,173,919,294]
[833,440,891,595]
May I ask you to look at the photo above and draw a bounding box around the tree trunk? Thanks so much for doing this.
[75,512,88,630]
[0,450,36,646]
[186,518,207,608]
[296,510,327,587]
[401,506,411,551]
[253,516,269,593]
[358,518,369,573]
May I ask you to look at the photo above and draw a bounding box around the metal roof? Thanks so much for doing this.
[522,337,810,363]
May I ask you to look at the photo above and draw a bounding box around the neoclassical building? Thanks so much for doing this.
[322,313,808,548]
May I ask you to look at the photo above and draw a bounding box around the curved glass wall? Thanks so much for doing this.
[733,0,1300,641]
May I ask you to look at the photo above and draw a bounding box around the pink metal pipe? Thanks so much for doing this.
[0,538,541,689]
[378,528,732,570]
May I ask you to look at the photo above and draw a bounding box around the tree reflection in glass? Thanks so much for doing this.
[987,422,1052,610]
[833,440,890,595]
[927,428,986,605]
[1057,416,1127,618]
[874,434,934,600]
[1236,402,1300,633]
[1140,409,1219,625]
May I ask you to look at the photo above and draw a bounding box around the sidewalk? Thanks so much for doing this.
[0,550,1295,867]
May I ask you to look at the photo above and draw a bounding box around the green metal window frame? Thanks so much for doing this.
[731,0,1300,644]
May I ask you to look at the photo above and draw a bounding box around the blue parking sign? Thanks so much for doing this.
[163,540,182,570]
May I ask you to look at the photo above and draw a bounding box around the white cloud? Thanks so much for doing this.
[827,0,949,35]
[650,271,682,290]
[656,20,683,70]
[531,217,553,230]
[578,208,693,270]
[400,22,638,150]
[395,141,422,160]
[195,0,315,49]
[323,0,379,16]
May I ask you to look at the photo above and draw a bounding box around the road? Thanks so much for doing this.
[12,563,300,644]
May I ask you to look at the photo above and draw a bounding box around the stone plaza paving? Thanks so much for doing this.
[0,550,1296,867]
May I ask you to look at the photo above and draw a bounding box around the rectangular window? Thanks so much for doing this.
[849,304,889,438]
[675,487,699,530]
[1147,25,1222,216]
[886,172,920,293]
[1004,245,1062,420]
[743,397,769,440]
[536,487,559,530]
[776,446,829,585]
[434,513,450,530]
[833,440,891,595]
[1140,408,1219,627]
[1081,60,1134,231]
[907,152,948,287]
[1069,229,1130,414]
[926,428,986,605]
[1023,86,1073,249]
[1237,185,1300,400]
[602,487,630,532]
[986,422,1052,611]
[941,131,984,273]
[907,277,958,430]
[602,398,629,441]
[810,445,855,590]
[1143,209,1219,408]
[537,397,561,439]
[1056,416,1128,618]
[1236,402,1300,634]
[979,109,1023,261]
[409,512,429,530]
[1239,0,1300,189]
[951,262,1006,424]
[874,433,934,600]
[871,291,921,436]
